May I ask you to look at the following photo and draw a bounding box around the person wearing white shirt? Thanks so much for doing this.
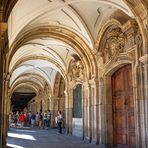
[56,111,62,134]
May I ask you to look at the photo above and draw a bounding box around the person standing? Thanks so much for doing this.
[43,111,48,129]
[47,110,51,128]
[56,111,63,134]
[35,112,39,126]
[30,113,36,128]
[39,112,43,129]
[9,112,13,128]
[19,112,25,128]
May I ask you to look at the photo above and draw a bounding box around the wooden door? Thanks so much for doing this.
[112,64,135,147]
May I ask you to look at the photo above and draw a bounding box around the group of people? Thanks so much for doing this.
[9,110,51,129]
[9,110,63,134]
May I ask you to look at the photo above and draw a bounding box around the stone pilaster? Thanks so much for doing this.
[67,88,73,135]
[64,90,69,134]
[98,77,106,145]
[49,98,54,127]
[133,34,147,148]
[82,83,85,140]
[49,98,58,128]
[82,82,88,139]
[89,78,99,144]
[0,11,8,147]
[3,73,10,145]
[103,76,113,146]
[49,97,64,128]
[42,84,50,112]
[140,54,148,147]
[0,35,4,148]
[84,81,92,142]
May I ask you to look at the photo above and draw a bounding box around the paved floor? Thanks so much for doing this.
[7,128,101,148]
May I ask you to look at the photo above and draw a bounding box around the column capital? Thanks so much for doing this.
[89,78,99,87]
[0,22,7,36]
[0,22,8,53]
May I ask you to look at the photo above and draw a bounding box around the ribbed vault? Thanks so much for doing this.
[6,0,147,111]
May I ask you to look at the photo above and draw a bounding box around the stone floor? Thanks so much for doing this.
[6,127,102,148]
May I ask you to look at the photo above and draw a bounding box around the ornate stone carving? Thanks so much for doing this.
[99,27,125,64]
[68,60,84,82]
[122,20,138,49]
[96,51,104,67]
[135,33,143,53]
[104,28,125,62]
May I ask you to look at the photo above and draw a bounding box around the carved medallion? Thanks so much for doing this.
[99,27,125,64]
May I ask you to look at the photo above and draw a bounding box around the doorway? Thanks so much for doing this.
[112,64,135,147]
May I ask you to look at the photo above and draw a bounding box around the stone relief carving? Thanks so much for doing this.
[98,27,125,64]
[122,20,138,49]
[96,51,104,67]
[68,60,84,82]
[135,33,143,53]
[103,28,125,63]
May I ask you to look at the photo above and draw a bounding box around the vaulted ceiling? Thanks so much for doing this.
[8,0,136,97]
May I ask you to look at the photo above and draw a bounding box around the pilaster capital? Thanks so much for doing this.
[64,90,68,97]
[0,22,7,33]
[82,80,89,88]
[6,73,11,82]
[89,78,99,87]
[3,73,10,82]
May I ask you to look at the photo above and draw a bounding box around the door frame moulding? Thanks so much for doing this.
[101,59,139,147]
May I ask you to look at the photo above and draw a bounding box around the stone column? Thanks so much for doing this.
[0,16,8,147]
[84,81,92,142]
[98,77,106,145]
[3,73,10,145]
[103,76,112,146]
[68,88,73,135]
[0,35,4,148]
[133,34,147,148]
[42,85,50,112]
[49,98,55,127]
[140,54,148,147]
[49,97,59,128]
[64,90,69,134]
[89,78,99,144]
[82,83,85,139]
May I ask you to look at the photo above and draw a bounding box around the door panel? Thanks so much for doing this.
[112,64,135,147]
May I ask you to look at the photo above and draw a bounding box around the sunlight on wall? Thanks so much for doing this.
[8,133,36,141]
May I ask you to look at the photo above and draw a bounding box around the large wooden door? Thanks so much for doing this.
[112,64,135,147]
